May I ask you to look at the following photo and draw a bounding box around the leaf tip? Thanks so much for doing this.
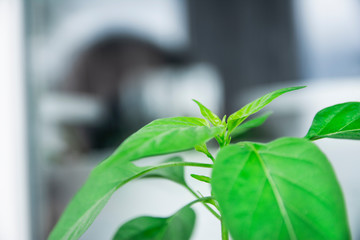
[294,85,307,90]
[192,99,200,104]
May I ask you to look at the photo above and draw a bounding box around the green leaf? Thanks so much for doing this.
[113,206,196,240]
[49,117,222,240]
[142,156,187,186]
[211,137,350,240]
[227,86,305,132]
[190,174,211,183]
[193,99,222,126]
[305,102,360,140]
[113,117,222,161]
[195,143,215,161]
[49,159,149,240]
[222,115,227,124]
[230,111,272,137]
[195,143,209,155]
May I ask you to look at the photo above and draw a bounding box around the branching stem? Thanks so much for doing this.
[185,186,221,220]
[121,161,213,187]
[184,196,214,208]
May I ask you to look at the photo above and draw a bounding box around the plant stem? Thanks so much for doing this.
[152,161,213,169]
[143,161,221,219]
[221,218,229,240]
[122,161,221,218]
[185,186,221,220]
[184,196,214,208]
[121,162,213,186]
[207,153,216,162]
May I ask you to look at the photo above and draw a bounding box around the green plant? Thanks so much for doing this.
[49,86,358,240]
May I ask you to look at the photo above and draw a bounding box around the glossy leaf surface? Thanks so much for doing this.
[49,117,222,240]
[113,117,222,161]
[193,99,222,126]
[306,102,360,140]
[230,111,272,137]
[113,206,196,240]
[212,138,350,240]
[227,86,305,132]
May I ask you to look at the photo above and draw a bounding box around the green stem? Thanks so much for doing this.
[207,153,216,162]
[221,218,229,240]
[122,161,220,218]
[184,196,214,208]
[143,161,221,219]
[185,186,221,220]
[154,161,213,169]
[121,162,213,186]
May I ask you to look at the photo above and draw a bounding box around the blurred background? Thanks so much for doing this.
[1,0,360,239]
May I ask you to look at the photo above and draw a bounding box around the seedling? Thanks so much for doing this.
[50,86,357,240]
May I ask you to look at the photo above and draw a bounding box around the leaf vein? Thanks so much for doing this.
[247,145,298,240]
[271,172,330,208]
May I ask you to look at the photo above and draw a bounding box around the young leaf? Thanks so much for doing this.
[142,156,187,186]
[227,86,305,132]
[113,117,223,161]
[190,174,211,183]
[305,102,360,140]
[194,143,208,155]
[230,111,272,137]
[195,143,215,161]
[193,99,222,126]
[49,117,222,240]
[211,138,350,240]
[113,206,196,240]
[221,115,227,124]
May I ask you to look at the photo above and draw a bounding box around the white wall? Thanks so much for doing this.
[0,0,29,239]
